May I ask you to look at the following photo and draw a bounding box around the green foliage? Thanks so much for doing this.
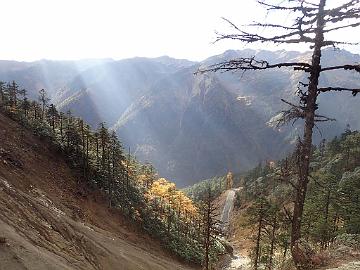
[338,167,360,234]
[238,130,360,268]
[184,176,226,202]
[0,81,207,265]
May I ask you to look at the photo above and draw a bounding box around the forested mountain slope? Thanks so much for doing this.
[1,49,359,186]
[229,130,360,269]
[0,112,195,270]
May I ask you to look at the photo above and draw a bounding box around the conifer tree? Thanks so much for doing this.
[59,111,64,140]
[5,81,19,108]
[47,104,58,132]
[19,89,30,117]
[0,81,5,106]
[247,197,271,270]
[38,89,50,120]
[201,184,221,270]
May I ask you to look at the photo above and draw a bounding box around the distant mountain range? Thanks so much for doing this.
[1,49,359,186]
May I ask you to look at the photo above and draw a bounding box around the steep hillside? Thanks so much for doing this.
[112,69,287,186]
[0,112,195,270]
[227,130,360,269]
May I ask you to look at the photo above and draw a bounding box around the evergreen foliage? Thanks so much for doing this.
[184,176,226,203]
[0,80,224,266]
[237,130,360,269]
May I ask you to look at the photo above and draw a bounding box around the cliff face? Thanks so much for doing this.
[0,112,194,270]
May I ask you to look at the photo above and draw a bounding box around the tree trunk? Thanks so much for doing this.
[85,135,89,181]
[204,192,211,270]
[60,115,63,141]
[322,189,331,249]
[267,216,277,270]
[291,1,326,268]
[254,210,263,270]
[52,116,55,133]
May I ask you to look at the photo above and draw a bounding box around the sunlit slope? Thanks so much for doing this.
[0,49,359,186]
[0,112,195,270]
[112,68,287,186]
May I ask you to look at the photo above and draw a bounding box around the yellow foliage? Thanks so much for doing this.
[149,178,198,219]
[226,171,233,190]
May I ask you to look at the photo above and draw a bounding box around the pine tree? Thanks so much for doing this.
[5,81,19,109]
[108,131,125,207]
[19,89,30,117]
[247,197,271,270]
[0,81,6,106]
[38,88,50,120]
[338,167,360,234]
[59,112,64,140]
[201,184,221,270]
[47,104,59,132]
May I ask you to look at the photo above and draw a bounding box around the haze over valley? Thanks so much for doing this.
[1,48,359,186]
[1,1,360,269]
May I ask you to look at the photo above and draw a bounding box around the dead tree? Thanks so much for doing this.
[197,1,360,268]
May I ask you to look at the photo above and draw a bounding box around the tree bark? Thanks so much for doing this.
[267,215,277,270]
[291,1,326,268]
[254,207,264,270]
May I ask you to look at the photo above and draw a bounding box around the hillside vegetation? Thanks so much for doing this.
[0,112,196,270]
[0,81,227,269]
[231,130,360,269]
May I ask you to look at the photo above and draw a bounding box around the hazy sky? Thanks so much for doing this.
[1,0,359,61]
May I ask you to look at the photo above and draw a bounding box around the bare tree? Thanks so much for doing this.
[197,0,360,268]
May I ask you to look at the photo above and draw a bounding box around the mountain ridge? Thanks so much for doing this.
[0,48,359,186]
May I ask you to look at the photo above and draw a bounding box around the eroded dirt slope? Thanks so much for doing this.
[0,112,195,270]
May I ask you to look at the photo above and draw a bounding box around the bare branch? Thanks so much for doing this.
[216,18,315,45]
[248,22,298,30]
[323,21,360,33]
[313,122,324,137]
[321,64,360,72]
[283,206,293,224]
[276,99,306,127]
[325,0,360,14]
[275,160,298,190]
[321,40,360,47]
[318,87,360,96]
[257,0,317,12]
[314,114,336,122]
[325,0,360,23]
[215,29,315,45]
[196,57,311,74]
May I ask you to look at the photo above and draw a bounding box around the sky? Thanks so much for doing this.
[1,0,359,62]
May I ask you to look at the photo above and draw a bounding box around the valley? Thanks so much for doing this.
[1,0,360,269]
[1,49,359,186]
